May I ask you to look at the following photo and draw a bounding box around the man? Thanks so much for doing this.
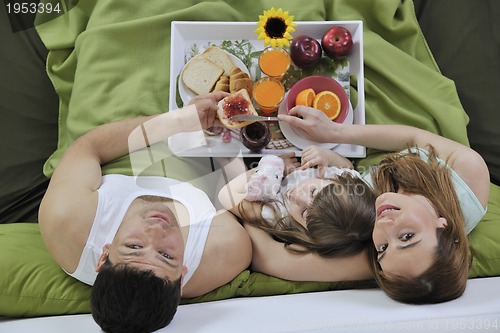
[39,92,252,332]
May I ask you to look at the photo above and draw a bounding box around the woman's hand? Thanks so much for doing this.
[278,106,342,143]
[279,151,300,176]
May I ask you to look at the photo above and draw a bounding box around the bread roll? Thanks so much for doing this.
[230,72,249,80]
[229,67,250,81]
[230,77,253,96]
[229,67,244,77]
[213,76,230,92]
[218,76,230,84]
[214,83,229,92]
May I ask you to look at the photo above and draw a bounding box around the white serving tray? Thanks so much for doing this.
[168,21,365,158]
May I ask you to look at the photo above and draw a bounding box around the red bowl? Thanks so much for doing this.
[286,75,349,123]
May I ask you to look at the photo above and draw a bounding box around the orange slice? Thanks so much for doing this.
[295,88,316,107]
[312,90,341,120]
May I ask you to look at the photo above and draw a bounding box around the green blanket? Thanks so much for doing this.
[36,0,469,176]
[3,0,490,317]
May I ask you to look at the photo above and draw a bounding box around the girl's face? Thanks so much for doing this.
[287,178,333,228]
[372,192,448,278]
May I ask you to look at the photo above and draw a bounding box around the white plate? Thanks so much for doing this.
[278,93,354,150]
[178,52,250,106]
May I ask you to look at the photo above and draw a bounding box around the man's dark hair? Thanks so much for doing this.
[90,259,182,333]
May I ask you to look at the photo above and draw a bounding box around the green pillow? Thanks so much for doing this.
[0,223,367,316]
[1,184,499,316]
[469,183,500,277]
[0,223,91,317]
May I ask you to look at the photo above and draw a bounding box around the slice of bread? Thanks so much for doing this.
[201,46,235,76]
[182,57,223,95]
[217,89,258,129]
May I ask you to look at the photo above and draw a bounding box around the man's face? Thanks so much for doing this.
[97,196,187,282]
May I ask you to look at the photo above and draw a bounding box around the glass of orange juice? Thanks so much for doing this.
[258,47,291,79]
[253,77,285,113]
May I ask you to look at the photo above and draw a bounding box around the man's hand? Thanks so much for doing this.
[186,91,229,130]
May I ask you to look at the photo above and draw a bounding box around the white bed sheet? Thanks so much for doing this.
[1,277,499,333]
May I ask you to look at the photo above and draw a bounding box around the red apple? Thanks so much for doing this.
[321,26,353,60]
[290,35,322,69]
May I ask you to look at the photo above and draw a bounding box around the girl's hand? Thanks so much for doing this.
[300,146,353,176]
[300,146,334,169]
[279,151,300,176]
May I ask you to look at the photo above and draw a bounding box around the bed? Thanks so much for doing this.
[2,277,500,332]
[1,0,499,331]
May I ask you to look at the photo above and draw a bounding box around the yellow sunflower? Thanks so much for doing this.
[255,7,297,49]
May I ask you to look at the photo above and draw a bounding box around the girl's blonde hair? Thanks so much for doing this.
[240,173,376,258]
[368,146,471,304]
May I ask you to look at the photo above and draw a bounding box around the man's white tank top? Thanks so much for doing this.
[68,174,215,287]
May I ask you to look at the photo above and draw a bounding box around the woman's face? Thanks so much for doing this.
[287,178,333,228]
[372,192,448,278]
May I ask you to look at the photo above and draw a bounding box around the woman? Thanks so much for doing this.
[276,105,490,304]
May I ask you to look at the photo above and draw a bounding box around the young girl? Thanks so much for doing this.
[218,146,376,281]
